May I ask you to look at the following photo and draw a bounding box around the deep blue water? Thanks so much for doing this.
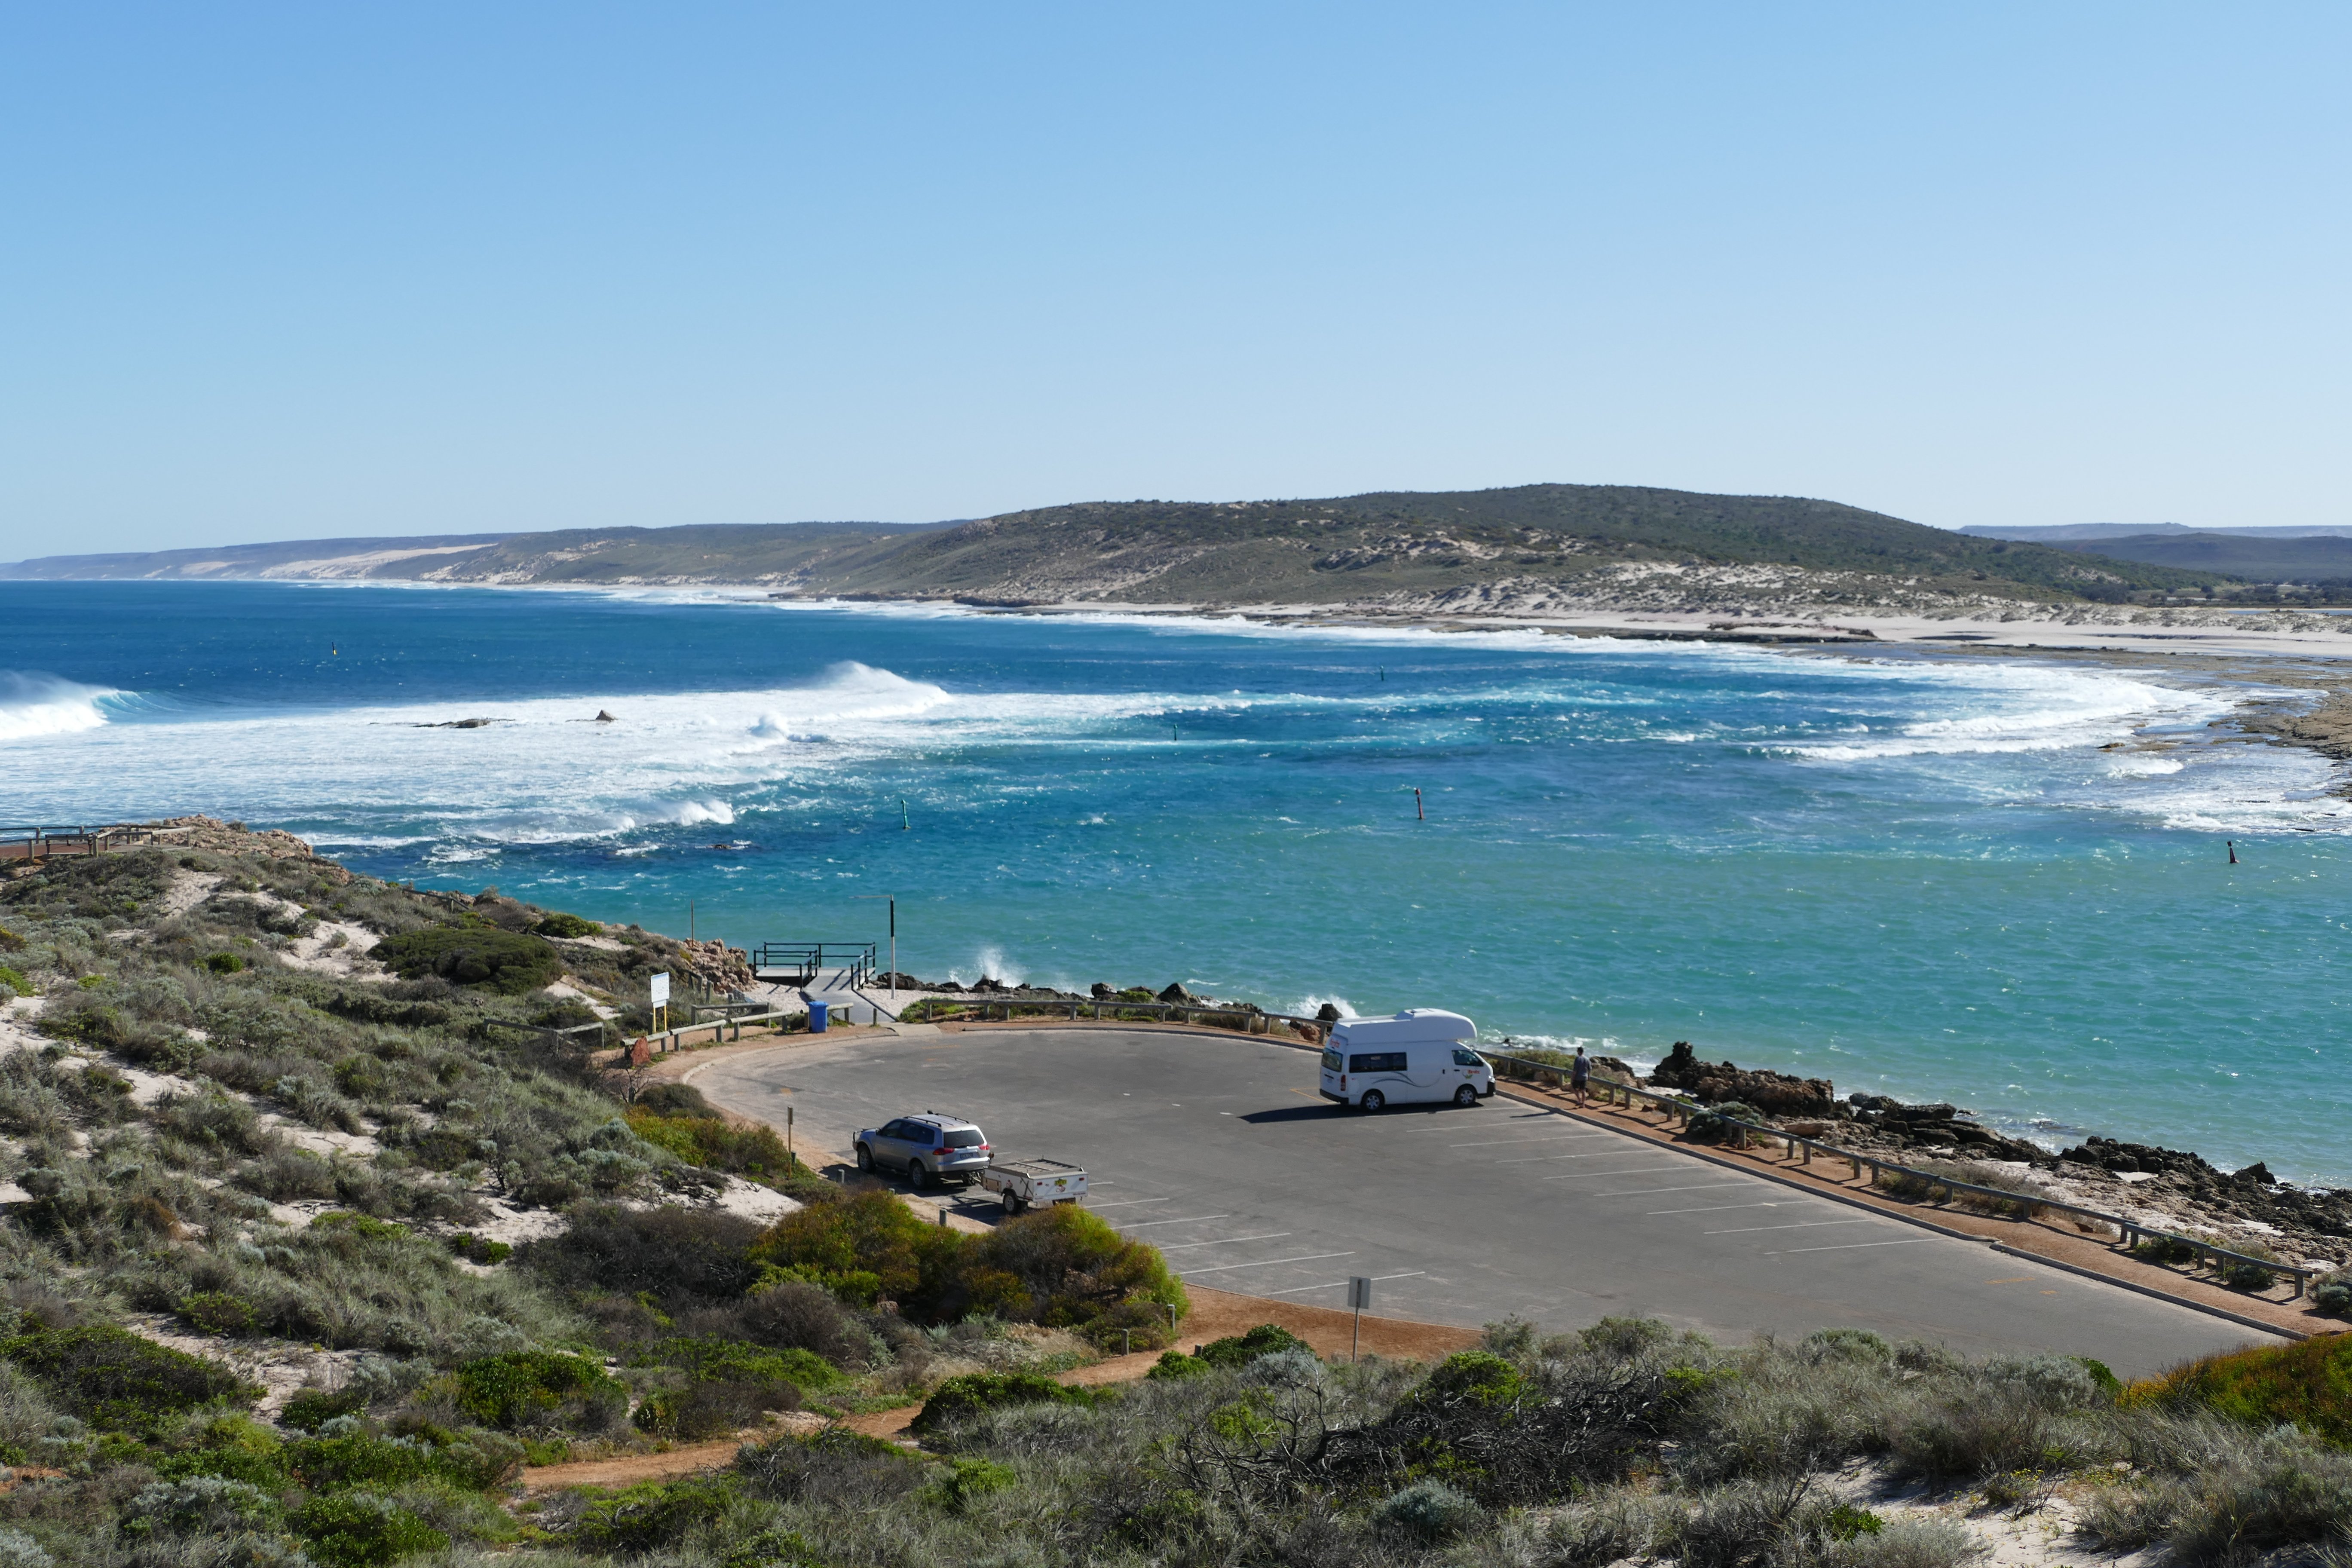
[3,579,2348,1181]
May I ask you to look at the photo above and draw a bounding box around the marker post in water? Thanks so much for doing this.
[1348,1276,1372,1360]
[1415,788,1424,821]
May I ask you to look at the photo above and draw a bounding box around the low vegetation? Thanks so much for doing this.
[2,839,2348,1568]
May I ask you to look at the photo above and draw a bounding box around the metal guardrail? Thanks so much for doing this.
[900,994,1332,1037]
[1479,1048,2327,1298]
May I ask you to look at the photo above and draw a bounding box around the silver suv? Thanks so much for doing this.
[854,1112,992,1189]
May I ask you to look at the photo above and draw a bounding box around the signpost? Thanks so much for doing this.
[785,1105,794,1169]
[1348,1276,1372,1360]
[649,971,670,1037]
[854,895,897,999]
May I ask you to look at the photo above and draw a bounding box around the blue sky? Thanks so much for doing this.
[1,3,2344,558]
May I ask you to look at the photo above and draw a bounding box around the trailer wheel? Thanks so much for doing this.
[1004,1195,1025,1216]
[1360,1090,1385,1112]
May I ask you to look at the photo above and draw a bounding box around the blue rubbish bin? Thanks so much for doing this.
[808,999,828,1033]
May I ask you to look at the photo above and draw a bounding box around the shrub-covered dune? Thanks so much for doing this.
[0,835,2347,1568]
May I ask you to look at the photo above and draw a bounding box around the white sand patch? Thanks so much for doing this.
[546,979,619,1019]
[258,1114,380,1159]
[122,1313,349,1417]
[458,1194,573,1248]
[155,870,225,921]
[551,934,628,952]
[707,1174,799,1225]
[110,1061,201,1106]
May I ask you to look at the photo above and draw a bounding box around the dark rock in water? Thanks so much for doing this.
[2058,1135,2216,1181]
[594,710,616,722]
[1158,982,1193,1003]
[1649,1042,1836,1116]
[1091,982,1116,999]
[971,977,1009,994]
[1316,1002,1343,1023]
[417,717,499,729]
[2234,1161,2276,1185]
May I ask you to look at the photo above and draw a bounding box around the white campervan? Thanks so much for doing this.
[1317,1009,1494,1110]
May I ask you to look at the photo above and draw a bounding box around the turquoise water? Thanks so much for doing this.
[3,579,2348,1182]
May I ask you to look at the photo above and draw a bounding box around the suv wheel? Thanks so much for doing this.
[855,1143,873,1172]
[1360,1089,1385,1112]
[909,1161,932,1189]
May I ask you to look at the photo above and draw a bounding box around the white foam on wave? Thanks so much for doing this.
[1781,662,2230,761]
[0,671,129,743]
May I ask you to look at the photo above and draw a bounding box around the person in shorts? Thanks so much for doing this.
[1570,1046,1590,1105]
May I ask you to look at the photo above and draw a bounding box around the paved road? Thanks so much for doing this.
[692,1026,2277,1379]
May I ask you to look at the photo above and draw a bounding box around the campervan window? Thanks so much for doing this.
[1348,1051,1409,1073]
[1320,1049,1342,1072]
[1452,1047,1482,1066]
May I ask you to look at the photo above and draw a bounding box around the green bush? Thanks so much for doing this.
[452,1350,625,1430]
[1376,1478,1485,1543]
[203,952,247,975]
[294,1492,450,1568]
[2128,1336,2352,1448]
[368,925,561,995]
[1145,1350,1210,1381]
[910,1371,1093,1435]
[570,1473,743,1555]
[286,1428,523,1491]
[447,1233,513,1265]
[2223,1260,2276,1292]
[0,1322,257,1435]
[2316,1280,2352,1319]
[926,1456,1017,1512]
[533,913,603,938]
[1194,1323,1312,1369]
[281,1386,370,1431]
[0,966,29,998]
[177,1291,260,1338]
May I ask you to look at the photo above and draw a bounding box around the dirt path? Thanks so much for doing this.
[518,1283,1482,1487]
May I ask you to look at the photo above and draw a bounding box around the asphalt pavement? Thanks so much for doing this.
[690,1026,2278,1379]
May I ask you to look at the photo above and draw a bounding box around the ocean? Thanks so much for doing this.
[3,579,2348,1182]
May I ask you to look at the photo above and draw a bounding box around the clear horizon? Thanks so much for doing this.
[3,3,2346,560]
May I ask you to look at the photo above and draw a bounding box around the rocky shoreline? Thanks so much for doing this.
[1608,1043,2352,1271]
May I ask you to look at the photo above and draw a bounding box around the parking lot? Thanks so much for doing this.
[690,1025,2276,1378]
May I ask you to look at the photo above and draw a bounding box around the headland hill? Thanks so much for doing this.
[0,821,2349,1568]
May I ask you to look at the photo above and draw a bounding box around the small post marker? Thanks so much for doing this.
[2228,840,2239,864]
[786,1104,794,1168]
[900,797,909,830]
[1414,788,1424,821]
[1348,1276,1372,1359]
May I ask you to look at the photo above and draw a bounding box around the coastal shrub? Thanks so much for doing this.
[910,1371,1093,1435]
[533,913,602,939]
[368,926,560,995]
[568,1472,744,1556]
[2127,1336,2352,1448]
[1146,1349,1211,1381]
[451,1351,625,1430]
[176,1292,260,1338]
[0,1323,257,1434]
[2222,1260,2275,1292]
[122,1476,282,1536]
[0,967,29,998]
[1686,1101,1766,1146]
[523,1204,766,1310]
[2315,1276,2352,1319]
[1194,1324,1314,1369]
[2132,1235,2201,1266]
[293,1492,449,1568]
[0,924,21,951]
[286,1428,524,1492]
[202,952,246,975]
[625,1107,797,1183]
[735,1428,925,1507]
[446,1233,512,1265]
[1377,1478,1485,1543]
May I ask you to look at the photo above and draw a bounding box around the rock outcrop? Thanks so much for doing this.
[1648,1042,1837,1116]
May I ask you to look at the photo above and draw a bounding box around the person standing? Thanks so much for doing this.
[1570,1045,1591,1106]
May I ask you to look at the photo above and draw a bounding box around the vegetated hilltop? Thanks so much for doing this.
[3,487,2229,615]
[0,831,2350,1568]
[2038,530,2352,585]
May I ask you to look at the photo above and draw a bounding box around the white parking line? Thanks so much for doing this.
[1087,1198,1173,1209]
[1704,1219,1877,1236]
[1769,1239,1931,1255]
[1538,1167,1692,1182]
[1497,1149,1647,1164]
[1261,1269,1428,1296]
[1647,1201,1787,1216]
[1587,1181,1756,1197]
[1179,1251,1356,1275]
[1158,1233,1292,1250]
[1447,1134,1614,1149]
[1122,1213,1233,1228]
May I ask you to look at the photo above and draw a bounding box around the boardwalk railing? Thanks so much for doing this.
[1,823,178,864]
[1479,1048,2327,1298]
[752,942,877,986]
